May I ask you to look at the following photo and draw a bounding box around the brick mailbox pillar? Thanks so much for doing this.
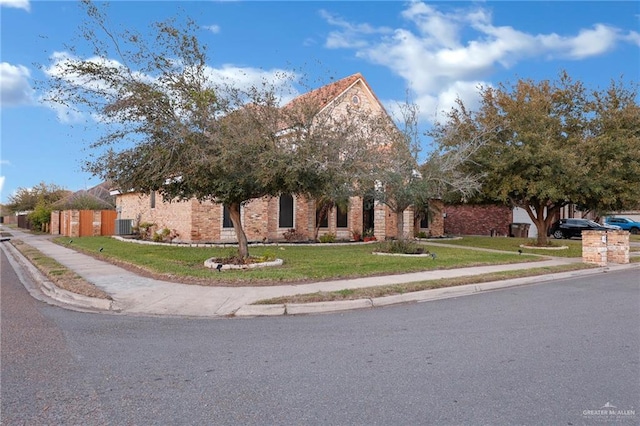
[582,231,608,266]
[606,230,630,264]
[582,230,630,265]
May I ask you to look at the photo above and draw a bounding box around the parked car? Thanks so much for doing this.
[604,217,640,235]
[548,218,620,239]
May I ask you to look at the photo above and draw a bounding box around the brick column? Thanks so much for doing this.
[607,230,630,264]
[50,211,60,235]
[374,203,386,240]
[582,230,607,266]
[430,200,445,237]
[92,211,101,236]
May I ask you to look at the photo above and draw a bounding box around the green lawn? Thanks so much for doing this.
[55,236,545,285]
[426,235,584,257]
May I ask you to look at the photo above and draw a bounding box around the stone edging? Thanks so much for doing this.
[519,244,569,250]
[372,252,434,257]
[204,257,284,270]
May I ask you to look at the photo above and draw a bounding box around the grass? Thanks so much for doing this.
[255,263,599,304]
[426,235,584,257]
[10,239,112,300]
[53,236,545,285]
[6,231,633,304]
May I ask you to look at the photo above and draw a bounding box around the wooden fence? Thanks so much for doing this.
[51,210,117,237]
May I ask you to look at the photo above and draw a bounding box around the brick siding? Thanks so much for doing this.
[444,204,512,236]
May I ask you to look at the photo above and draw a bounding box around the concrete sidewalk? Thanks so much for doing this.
[3,226,638,318]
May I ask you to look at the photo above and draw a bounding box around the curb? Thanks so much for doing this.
[237,263,640,317]
[1,240,122,313]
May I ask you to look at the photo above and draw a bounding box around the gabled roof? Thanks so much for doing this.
[284,72,386,116]
[52,181,116,210]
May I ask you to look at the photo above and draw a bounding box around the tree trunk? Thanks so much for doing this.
[227,202,249,259]
[521,202,560,246]
[313,202,332,241]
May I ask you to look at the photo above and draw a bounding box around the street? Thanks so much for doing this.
[2,249,639,425]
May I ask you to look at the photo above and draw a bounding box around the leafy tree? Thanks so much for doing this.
[431,72,640,245]
[28,202,53,232]
[577,80,640,215]
[6,182,69,213]
[372,102,426,239]
[375,101,483,239]
[44,1,381,258]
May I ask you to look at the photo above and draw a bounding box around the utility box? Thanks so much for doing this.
[114,219,133,235]
[509,223,530,238]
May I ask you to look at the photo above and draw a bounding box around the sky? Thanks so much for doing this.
[1,0,639,204]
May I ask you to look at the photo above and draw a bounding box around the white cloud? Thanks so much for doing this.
[205,65,300,105]
[40,51,125,123]
[0,176,5,196]
[41,50,301,122]
[0,62,34,107]
[622,30,640,47]
[0,0,29,11]
[321,2,635,123]
[559,24,620,59]
[320,9,392,49]
[203,24,221,34]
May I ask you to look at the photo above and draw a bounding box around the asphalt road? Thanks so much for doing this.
[2,249,639,425]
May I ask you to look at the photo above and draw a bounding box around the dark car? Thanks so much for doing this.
[548,218,620,239]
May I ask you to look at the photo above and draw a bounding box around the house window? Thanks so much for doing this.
[336,204,348,228]
[279,194,294,228]
[222,205,234,228]
[419,208,430,228]
[150,191,156,209]
[316,205,329,228]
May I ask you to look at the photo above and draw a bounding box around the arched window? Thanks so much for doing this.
[222,205,234,228]
[279,194,294,228]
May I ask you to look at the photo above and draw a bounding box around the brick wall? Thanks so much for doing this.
[117,192,195,241]
[116,192,446,243]
[607,230,630,264]
[582,230,630,265]
[444,204,512,236]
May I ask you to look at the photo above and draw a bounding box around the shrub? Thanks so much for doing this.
[135,222,156,240]
[152,227,172,242]
[416,231,428,239]
[319,233,336,243]
[283,228,306,242]
[28,202,52,232]
[375,239,427,255]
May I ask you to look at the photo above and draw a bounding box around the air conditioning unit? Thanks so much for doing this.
[114,219,133,235]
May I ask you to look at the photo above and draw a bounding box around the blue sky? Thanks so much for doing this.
[1,1,638,204]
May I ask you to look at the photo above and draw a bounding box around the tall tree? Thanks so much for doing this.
[375,101,484,239]
[372,102,425,239]
[577,79,640,215]
[43,1,381,258]
[431,72,640,245]
[6,182,69,213]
